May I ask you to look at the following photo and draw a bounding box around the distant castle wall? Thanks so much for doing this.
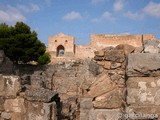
[142,34,156,40]
[91,34,140,48]
[48,33,75,61]
[75,45,95,59]
[47,33,156,63]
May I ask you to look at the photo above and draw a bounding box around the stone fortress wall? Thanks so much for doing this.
[47,33,156,63]
[1,38,160,119]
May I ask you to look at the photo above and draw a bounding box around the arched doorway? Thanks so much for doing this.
[57,45,65,57]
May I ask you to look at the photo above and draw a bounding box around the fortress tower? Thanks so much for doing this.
[48,33,75,61]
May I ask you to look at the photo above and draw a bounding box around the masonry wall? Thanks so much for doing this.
[75,45,95,59]
[48,33,156,63]
[48,33,75,57]
[1,38,160,120]
[90,34,143,49]
[143,34,156,40]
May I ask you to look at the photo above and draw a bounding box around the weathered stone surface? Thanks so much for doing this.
[80,109,90,120]
[110,74,121,81]
[25,88,58,102]
[94,50,105,57]
[97,61,111,70]
[96,61,104,66]
[1,112,11,119]
[115,44,135,56]
[134,47,143,53]
[127,53,160,77]
[88,109,121,120]
[94,56,104,61]
[126,106,160,114]
[103,61,111,69]
[104,50,125,62]
[0,97,4,111]
[30,75,45,89]
[10,112,25,120]
[93,88,123,109]
[144,45,159,53]
[86,73,116,97]
[80,98,93,109]
[144,40,160,53]
[4,97,26,113]
[0,75,21,98]
[127,77,160,106]
[111,63,121,69]
[89,61,103,76]
[25,101,55,120]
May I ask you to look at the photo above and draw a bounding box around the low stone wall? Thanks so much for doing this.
[0,75,58,120]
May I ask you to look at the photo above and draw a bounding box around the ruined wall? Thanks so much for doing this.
[143,34,156,40]
[75,45,95,59]
[90,34,144,48]
[1,39,160,120]
[126,53,160,116]
[91,40,160,120]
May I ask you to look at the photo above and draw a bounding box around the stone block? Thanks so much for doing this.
[25,101,55,120]
[93,88,123,109]
[127,77,160,106]
[0,75,21,98]
[80,109,90,120]
[104,50,125,62]
[96,61,104,66]
[110,74,122,81]
[1,112,11,119]
[134,47,143,53]
[94,50,105,57]
[4,97,26,113]
[110,63,121,69]
[24,88,58,102]
[89,61,103,76]
[80,98,93,109]
[103,61,111,69]
[86,73,116,97]
[127,53,160,77]
[30,75,45,89]
[144,46,159,53]
[94,56,104,61]
[126,106,160,114]
[10,112,25,120]
[89,109,121,120]
[143,40,160,53]
[115,44,135,56]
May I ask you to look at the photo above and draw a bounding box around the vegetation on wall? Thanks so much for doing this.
[0,22,50,64]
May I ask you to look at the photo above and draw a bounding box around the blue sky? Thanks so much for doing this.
[0,0,160,46]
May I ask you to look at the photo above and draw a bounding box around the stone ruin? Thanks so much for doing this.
[0,39,160,120]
